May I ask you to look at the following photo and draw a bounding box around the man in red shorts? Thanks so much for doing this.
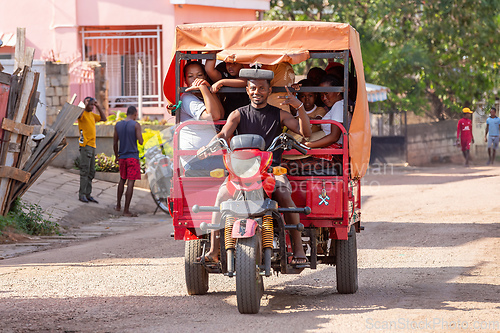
[113,106,144,216]
[456,107,474,167]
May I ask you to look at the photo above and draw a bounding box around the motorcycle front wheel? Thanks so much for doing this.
[235,232,264,314]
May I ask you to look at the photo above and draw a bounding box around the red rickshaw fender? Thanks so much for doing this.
[231,219,258,238]
[331,225,349,240]
[183,228,199,241]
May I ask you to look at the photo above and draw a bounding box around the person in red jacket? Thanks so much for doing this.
[456,107,474,167]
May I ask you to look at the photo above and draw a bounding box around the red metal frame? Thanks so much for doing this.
[170,119,358,241]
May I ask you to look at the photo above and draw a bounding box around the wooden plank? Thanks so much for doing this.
[6,72,22,120]
[7,104,81,213]
[22,104,80,177]
[8,142,21,153]
[8,142,67,210]
[20,72,39,125]
[24,47,35,68]
[0,166,30,183]
[0,72,10,85]
[0,69,36,215]
[1,118,34,137]
[14,28,26,71]
[26,91,40,126]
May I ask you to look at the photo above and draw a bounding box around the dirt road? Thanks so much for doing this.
[1,165,499,332]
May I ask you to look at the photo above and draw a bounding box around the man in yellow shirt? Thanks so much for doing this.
[77,97,107,203]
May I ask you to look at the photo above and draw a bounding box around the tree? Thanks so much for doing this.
[265,0,500,119]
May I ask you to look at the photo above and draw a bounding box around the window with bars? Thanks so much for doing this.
[81,26,162,108]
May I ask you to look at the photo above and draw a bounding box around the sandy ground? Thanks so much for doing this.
[0,164,498,333]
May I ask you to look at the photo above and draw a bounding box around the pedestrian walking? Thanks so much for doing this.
[113,106,144,217]
[77,97,106,203]
[456,107,474,167]
[485,107,500,165]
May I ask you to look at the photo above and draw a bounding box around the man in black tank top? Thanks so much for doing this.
[199,76,312,265]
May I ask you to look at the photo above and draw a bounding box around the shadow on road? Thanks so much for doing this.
[358,221,499,249]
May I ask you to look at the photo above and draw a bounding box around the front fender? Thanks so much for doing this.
[231,219,258,238]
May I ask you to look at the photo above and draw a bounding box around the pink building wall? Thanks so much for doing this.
[1,0,267,116]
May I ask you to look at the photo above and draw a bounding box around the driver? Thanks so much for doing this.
[198,72,312,265]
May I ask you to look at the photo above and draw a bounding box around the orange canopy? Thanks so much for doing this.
[165,21,371,178]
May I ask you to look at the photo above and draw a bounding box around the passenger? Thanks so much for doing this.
[284,74,345,176]
[307,67,327,86]
[177,61,225,172]
[304,75,345,148]
[306,67,327,108]
[205,59,249,119]
[198,74,311,265]
[292,79,327,133]
[325,61,357,106]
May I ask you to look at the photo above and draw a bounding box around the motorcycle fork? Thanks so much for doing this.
[224,215,236,276]
[262,214,273,276]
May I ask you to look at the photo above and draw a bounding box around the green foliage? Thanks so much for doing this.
[0,199,60,236]
[102,111,126,125]
[265,0,500,118]
[99,112,171,126]
[139,128,173,159]
[95,153,119,172]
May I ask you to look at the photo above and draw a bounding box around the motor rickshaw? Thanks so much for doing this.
[163,21,371,314]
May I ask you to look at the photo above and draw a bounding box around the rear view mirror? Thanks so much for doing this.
[239,69,274,80]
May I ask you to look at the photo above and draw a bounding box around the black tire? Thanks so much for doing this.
[185,239,209,295]
[235,234,263,314]
[335,225,358,294]
[150,181,170,214]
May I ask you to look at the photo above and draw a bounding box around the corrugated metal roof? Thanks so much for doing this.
[0,32,16,47]
[366,83,389,102]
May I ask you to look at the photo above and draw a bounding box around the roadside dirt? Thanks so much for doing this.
[0,227,30,243]
[58,196,158,230]
[0,165,498,333]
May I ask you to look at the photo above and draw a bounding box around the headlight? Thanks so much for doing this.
[224,150,273,179]
[230,155,261,178]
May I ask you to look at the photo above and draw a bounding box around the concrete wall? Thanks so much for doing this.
[407,118,488,166]
[52,124,173,169]
[45,62,70,126]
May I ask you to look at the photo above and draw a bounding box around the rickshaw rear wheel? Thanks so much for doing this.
[185,239,209,295]
[235,233,264,314]
[150,181,170,214]
[335,224,358,294]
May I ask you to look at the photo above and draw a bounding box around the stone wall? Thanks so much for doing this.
[407,119,488,166]
[45,62,69,126]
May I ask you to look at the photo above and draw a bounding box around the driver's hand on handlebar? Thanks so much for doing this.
[196,146,208,160]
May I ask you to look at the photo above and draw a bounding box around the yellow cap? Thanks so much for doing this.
[462,107,473,113]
